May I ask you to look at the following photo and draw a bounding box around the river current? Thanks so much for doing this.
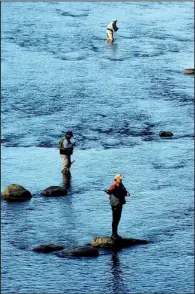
[1,2,194,293]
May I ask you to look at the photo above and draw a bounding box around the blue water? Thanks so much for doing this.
[1,2,194,294]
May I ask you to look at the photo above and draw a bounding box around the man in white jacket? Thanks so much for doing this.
[107,20,119,43]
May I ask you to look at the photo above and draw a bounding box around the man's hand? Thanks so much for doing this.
[126,192,130,197]
[103,189,109,194]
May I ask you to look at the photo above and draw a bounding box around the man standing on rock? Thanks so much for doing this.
[104,174,130,240]
[59,131,74,175]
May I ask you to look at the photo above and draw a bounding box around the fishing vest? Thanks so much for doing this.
[59,136,73,155]
[109,184,126,207]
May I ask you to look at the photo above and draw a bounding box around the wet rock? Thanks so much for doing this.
[1,184,32,201]
[184,68,194,74]
[32,244,65,253]
[56,246,99,258]
[41,186,67,197]
[91,236,148,249]
[159,131,173,137]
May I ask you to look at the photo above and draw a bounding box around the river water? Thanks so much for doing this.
[1,1,194,294]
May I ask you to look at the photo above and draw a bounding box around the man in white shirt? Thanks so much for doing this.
[107,20,119,43]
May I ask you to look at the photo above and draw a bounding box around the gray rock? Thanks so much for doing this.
[41,186,67,197]
[91,236,148,249]
[32,244,65,253]
[1,184,32,201]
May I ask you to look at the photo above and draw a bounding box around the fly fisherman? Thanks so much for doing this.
[104,174,130,239]
[106,20,119,43]
[59,131,74,175]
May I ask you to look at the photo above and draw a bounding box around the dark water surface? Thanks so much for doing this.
[1,2,194,294]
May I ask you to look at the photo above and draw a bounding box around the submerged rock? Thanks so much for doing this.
[159,131,173,137]
[184,68,194,74]
[91,236,148,249]
[1,184,32,201]
[41,186,67,197]
[56,246,99,258]
[32,244,65,253]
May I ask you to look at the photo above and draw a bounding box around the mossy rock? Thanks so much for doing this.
[41,186,67,197]
[159,131,173,137]
[32,244,65,253]
[1,184,32,201]
[56,246,99,258]
[91,236,148,249]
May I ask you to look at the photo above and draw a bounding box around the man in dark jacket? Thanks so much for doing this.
[104,174,130,239]
[59,131,74,175]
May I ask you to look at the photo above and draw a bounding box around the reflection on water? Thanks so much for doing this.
[107,42,118,56]
[110,250,128,294]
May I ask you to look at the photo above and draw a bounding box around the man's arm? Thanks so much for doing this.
[122,184,130,197]
[125,188,130,197]
[104,184,116,195]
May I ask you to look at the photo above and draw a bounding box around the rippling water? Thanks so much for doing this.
[1,2,194,294]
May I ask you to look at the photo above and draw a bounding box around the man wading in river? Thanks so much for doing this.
[106,20,119,43]
[59,131,74,175]
[104,174,130,239]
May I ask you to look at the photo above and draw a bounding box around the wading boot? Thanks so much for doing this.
[111,234,123,240]
[111,231,123,240]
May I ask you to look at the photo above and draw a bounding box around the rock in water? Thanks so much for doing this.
[56,246,99,258]
[159,131,173,137]
[91,236,148,249]
[1,184,32,201]
[32,244,65,253]
[41,186,67,197]
[184,68,194,74]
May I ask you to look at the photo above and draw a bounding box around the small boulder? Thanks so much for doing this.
[32,244,64,253]
[41,186,67,197]
[1,184,32,201]
[184,68,194,74]
[56,246,99,258]
[159,131,173,137]
[91,236,148,249]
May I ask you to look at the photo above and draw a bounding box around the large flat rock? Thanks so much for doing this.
[91,236,148,249]
[32,244,99,258]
